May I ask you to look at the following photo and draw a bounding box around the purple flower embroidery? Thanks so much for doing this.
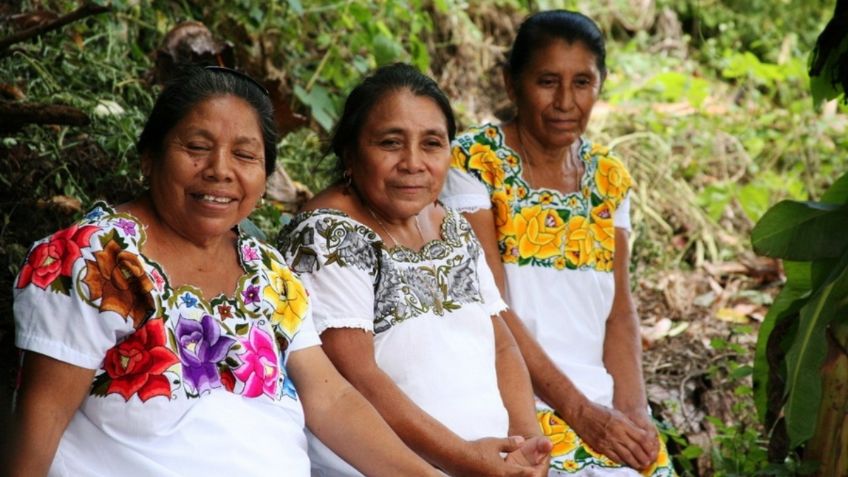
[242,284,260,305]
[233,326,279,398]
[115,218,137,236]
[242,245,260,262]
[175,315,235,394]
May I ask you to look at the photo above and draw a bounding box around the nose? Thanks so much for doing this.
[398,145,426,173]
[203,148,235,181]
[554,84,575,111]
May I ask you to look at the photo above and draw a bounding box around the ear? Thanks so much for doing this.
[503,68,517,104]
[140,152,153,178]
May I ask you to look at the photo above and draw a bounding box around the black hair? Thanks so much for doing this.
[507,10,607,82]
[137,65,278,176]
[330,63,456,176]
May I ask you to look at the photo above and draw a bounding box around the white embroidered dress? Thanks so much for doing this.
[14,203,320,476]
[281,208,510,477]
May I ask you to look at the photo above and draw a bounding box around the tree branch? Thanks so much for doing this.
[0,2,111,54]
[0,101,90,130]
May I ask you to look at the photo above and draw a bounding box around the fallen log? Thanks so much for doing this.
[0,101,89,130]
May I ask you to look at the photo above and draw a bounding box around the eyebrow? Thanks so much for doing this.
[372,127,448,137]
[184,128,263,147]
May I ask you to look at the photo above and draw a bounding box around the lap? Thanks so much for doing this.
[535,402,676,477]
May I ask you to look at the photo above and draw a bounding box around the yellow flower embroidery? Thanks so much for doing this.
[589,201,615,252]
[506,155,519,167]
[263,260,309,336]
[593,248,614,272]
[514,205,566,260]
[564,216,593,267]
[502,237,519,264]
[517,186,527,199]
[485,126,499,140]
[538,410,579,457]
[595,156,632,201]
[451,145,468,171]
[584,444,617,466]
[641,439,671,476]
[590,143,609,156]
[539,191,554,204]
[563,460,579,472]
[553,256,567,270]
[468,143,504,186]
[492,190,515,238]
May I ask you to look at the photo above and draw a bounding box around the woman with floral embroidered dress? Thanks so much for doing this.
[278,63,551,477]
[10,66,441,477]
[440,10,675,477]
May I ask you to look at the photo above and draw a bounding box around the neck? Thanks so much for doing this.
[350,184,424,247]
[515,121,576,169]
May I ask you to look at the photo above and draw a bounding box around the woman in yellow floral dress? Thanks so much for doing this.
[441,10,674,477]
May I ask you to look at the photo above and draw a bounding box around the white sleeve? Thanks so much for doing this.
[614,192,632,231]
[13,224,141,369]
[475,243,508,317]
[440,168,492,213]
[282,215,378,335]
[288,303,322,352]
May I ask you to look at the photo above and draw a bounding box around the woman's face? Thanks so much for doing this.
[349,89,451,220]
[507,39,602,149]
[144,95,266,242]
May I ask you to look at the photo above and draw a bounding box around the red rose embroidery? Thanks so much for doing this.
[103,319,179,401]
[16,224,98,289]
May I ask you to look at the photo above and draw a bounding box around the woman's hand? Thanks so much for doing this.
[504,435,552,476]
[455,437,542,477]
[573,400,657,470]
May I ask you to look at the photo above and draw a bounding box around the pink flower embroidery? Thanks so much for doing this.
[17,224,99,290]
[233,326,279,398]
[242,245,260,262]
[150,268,165,291]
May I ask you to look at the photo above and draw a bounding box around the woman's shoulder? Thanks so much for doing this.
[453,122,506,150]
[580,138,634,202]
[14,201,146,299]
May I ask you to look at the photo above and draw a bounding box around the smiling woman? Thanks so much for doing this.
[278,63,551,477]
[9,66,440,477]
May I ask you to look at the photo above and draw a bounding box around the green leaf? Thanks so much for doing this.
[820,171,848,205]
[753,266,810,424]
[751,200,848,260]
[371,33,404,66]
[784,250,848,447]
[285,0,304,15]
[293,84,337,131]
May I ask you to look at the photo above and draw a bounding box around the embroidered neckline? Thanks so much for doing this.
[291,207,465,262]
[85,201,262,306]
[484,123,593,204]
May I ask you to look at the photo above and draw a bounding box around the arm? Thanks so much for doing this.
[603,228,659,462]
[320,328,535,477]
[463,209,655,469]
[492,314,552,474]
[288,345,442,477]
[9,352,95,477]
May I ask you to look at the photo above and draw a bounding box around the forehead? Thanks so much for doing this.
[524,39,599,75]
[362,88,448,133]
[174,94,262,136]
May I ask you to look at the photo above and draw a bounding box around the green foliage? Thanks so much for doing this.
[751,172,848,456]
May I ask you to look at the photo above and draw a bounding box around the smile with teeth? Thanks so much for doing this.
[195,193,235,204]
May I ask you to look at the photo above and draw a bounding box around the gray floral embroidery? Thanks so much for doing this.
[283,208,489,334]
